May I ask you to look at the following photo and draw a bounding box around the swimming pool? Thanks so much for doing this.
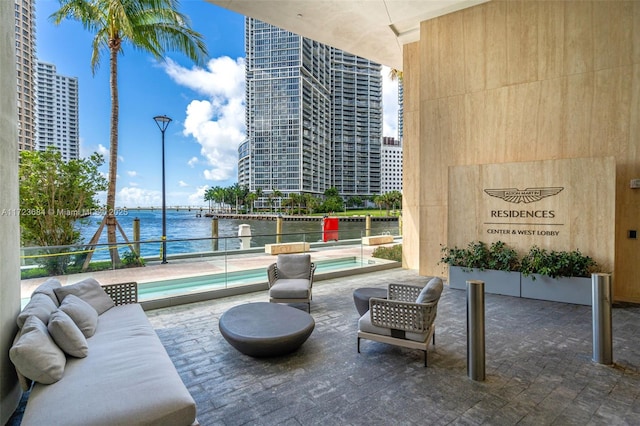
[137,256,362,301]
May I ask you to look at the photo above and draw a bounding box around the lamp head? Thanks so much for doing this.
[153,115,172,132]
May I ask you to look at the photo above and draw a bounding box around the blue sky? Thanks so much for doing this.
[36,0,399,208]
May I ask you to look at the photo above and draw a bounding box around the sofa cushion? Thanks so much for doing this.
[59,294,98,338]
[16,293,58,329]
[9,316,66,384]
[416,277,444,304]
[277,254,311,279]
[48,310,89,358]
[32,278,62,307]
[54,277,115,314]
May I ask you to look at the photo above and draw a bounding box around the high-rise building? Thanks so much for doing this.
[15,0,36,152]
[241,18,381,203]
[381,136,402,194]
[35,61,79,162]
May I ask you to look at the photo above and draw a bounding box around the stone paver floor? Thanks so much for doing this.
[147,268,640,426]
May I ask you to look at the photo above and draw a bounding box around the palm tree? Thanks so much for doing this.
[52,0,207,267]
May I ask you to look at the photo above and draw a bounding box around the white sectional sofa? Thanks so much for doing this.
[10,278,197,426]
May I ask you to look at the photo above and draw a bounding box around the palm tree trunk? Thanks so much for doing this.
[106,43,121,266]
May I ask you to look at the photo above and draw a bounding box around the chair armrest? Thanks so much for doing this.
[308,263,317,285]
[388,283,424,302]
[267,263,278,287]
[101,282,138,305]
[369,298,438,333]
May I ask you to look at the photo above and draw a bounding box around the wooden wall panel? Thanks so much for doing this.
[405,0,640,301]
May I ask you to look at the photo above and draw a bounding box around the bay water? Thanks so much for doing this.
[77,209,399,261]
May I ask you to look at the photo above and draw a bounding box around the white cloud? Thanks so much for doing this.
[178,180,189,187]
[127,170,137,177]
[187,185,209,206]
[163,57,246,183]
[381,66,400,139]
[116,187,161,208]
[187,156,199,167]
[97,144,109,156]
[118,155,124,162]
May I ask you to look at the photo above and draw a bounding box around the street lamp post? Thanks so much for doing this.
[154,115,172,264]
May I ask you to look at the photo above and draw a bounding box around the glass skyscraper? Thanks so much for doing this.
[241,18,382,203]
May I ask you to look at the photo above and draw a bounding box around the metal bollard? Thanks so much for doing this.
[592,273,613,365]
[467,280,485,381]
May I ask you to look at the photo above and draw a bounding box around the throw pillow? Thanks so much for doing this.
[54,277,115,314]
[416,277,444,304]
[48,310,89,358]
[31,278,62,306]
[9,316,66,384]
[16,293,58,329]
[59,294,99,338]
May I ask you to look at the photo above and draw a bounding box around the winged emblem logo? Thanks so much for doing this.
[484,187,564,204]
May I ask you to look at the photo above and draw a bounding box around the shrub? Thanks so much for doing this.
[520,246,598,279]
[440,241,519,272]
[372,244,402,262]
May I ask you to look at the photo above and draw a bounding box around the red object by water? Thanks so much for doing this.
[322,217,339,242]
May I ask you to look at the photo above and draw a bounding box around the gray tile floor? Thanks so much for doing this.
[147,268,640,426]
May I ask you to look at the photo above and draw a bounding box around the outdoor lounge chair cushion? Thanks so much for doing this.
[9,316,66,384]
[47,309,89,358]
[416,277,444,304]
[269,279,311,299]
[54,277,115,314]
[358,310,430,342]
[276,254,312,279]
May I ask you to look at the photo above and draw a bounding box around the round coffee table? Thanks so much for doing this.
[353,287,387,316]
[219,302,315,357]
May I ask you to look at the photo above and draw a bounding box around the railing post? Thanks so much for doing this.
[238,224,251,250]
[133,217,140,256]
[211,216,219,251]
[592,273,613,365]
[276,215,283,243]
[365,214,371,237]
[467,280,485,381]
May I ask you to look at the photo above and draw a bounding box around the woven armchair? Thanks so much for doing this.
[357,278,443,366]
[267,254,316,312]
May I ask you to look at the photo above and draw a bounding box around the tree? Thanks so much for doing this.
[19,149,108,274]
[52,0,207,266]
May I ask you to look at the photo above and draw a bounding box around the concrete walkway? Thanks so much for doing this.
[147,268,640,426]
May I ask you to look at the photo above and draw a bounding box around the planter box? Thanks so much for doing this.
[448,266,521,297]
[520,274,592,306]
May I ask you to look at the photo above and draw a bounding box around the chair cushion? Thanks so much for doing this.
[416,277,444,304]
[269,279,311,299]
[277,254,311,279]
[358,311,429,342]
[54,277,115,314]
[47,309,89,358]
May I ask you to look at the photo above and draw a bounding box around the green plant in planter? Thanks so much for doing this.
[440,240,521,272]
[520,246,598,279]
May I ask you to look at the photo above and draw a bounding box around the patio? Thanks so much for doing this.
[144,268,640,425]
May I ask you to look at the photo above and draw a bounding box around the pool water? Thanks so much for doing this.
[138,256,361,301]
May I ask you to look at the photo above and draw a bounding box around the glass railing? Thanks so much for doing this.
[20,227,402,305]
